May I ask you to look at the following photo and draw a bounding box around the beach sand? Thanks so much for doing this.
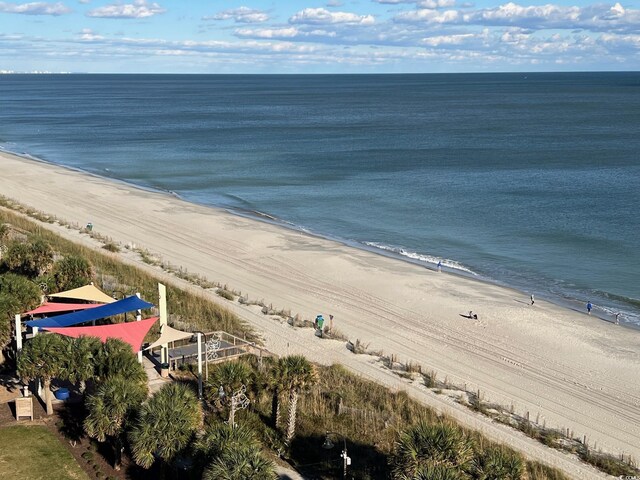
[1,151,638,478]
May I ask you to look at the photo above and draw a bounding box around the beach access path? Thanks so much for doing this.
[1,152,639,479]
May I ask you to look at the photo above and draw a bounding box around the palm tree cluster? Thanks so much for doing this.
[391,420,525,480]
[18,335,145,415]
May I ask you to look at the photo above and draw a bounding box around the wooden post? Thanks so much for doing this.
[158,283,168,364]
[196,333,203,399]
[136,292,142,363]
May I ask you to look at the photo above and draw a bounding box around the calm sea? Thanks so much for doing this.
[1,73,639,325]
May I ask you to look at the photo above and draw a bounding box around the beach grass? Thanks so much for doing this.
[0,425,88,479]
[0,206,255,341]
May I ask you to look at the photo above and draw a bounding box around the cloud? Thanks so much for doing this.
[235,26,338,40]
[204,6,269,23]
[79,27,103,40]
[326,0,343,6]
[290,7,375,25]
[394,2,640,33]
[374,0,455,5]
[0,1,71,15]
[86,0,164,19]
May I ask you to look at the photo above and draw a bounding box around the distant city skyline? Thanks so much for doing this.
[0,0,639,73]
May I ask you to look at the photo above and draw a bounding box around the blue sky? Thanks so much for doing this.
[0,0,639,72]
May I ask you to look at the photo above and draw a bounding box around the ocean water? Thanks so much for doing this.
[1,73,639,325]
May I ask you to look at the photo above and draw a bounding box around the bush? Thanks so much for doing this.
[3,238,53,277]
[81,451,94,460]
[53,255,93,291]
[102,242,119,253]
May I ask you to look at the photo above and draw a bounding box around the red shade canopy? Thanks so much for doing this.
[23,302,103,316]
[44,317,158,352]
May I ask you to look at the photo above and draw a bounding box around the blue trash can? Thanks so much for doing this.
[54,388,70,401]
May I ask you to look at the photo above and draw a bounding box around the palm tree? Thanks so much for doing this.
[194,421,261,460]
[471,445,524,480]
[129,382,202,473]
[84,375,147,470]
[398,464,469,480]
[64,336,102,394]
[207,361,252,425]
[265,357,287,429]
[17,333,66,415]
[97,338,146,384]
[391,421,473,479]
[203,448,277,480]
[280,355,318,444]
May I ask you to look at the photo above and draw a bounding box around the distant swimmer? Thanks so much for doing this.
[437,260,442,272]
[587,301,593,315]
[530,294,535,305]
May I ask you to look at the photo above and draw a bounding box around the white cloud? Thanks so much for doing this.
[419,0,455,8]
[0,1,71,15]
[421,32,475,46]
[204,6,269,23]
[326,0,343,6]
[235,27,300,39]
[86,0,164,19]
[290,7,375,25]
[79,28,103,40]
[235,27,338,40]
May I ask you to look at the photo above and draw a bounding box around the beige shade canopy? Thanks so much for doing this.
[48,284,116,304]
[145,324,193,350]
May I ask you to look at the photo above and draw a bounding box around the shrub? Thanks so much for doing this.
[53,255,93,291]
[102,242,120,253]
[3,238,53,277]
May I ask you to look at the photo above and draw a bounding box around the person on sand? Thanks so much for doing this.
[530,294,535,305]
[614,312,620,325]
[437,260,442,272]
[329,314,334,333]
[587,301,593,314]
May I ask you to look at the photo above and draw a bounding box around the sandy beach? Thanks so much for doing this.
[1,150,639,478]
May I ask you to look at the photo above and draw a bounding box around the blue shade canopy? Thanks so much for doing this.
[26,295,154,329]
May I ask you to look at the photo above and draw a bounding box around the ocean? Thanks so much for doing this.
[1,73,639,325]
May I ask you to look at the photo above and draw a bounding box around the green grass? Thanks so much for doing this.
[0,425,88,479]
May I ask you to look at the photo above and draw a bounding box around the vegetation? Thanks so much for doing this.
[207,360,253,425]
[280,355,318,444]
[84,375,148,470]
[17,332,66,414]
[2,237,53,277]
[52,254,93,291]
[0,208,252,339]
[128,382,202,471]
[0,272,41,364]
[0,426,88,479]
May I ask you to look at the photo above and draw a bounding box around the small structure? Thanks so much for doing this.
[15,396,34,421]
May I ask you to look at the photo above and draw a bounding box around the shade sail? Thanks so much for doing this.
[45,317,158,352]
[23,302,103,317]
[48,284,116,304]
[145,324,193,350]
[26,295,154,329]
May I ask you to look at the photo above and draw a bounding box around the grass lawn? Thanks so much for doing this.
[0,425,88,480]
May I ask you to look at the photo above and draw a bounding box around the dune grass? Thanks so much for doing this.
[0,207,255,342]
[0,425,88,479]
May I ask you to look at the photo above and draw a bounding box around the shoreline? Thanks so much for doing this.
[1,149,640,465]
[1,146,634,330]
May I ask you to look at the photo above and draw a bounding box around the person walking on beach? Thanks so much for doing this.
[530,294,535,305]
[614,312,620,325]
[437,261,442,272]
[587,301,593,314]
[329,314,334,334]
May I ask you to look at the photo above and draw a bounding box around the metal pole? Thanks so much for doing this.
[135,292,142,363]
[196,332,203,399]
[14,314,22,352]
[343,437,348,479]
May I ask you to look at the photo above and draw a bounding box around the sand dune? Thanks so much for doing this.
[1,151,638,478]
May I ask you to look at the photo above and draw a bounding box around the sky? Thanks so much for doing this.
[0,0,639,73]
